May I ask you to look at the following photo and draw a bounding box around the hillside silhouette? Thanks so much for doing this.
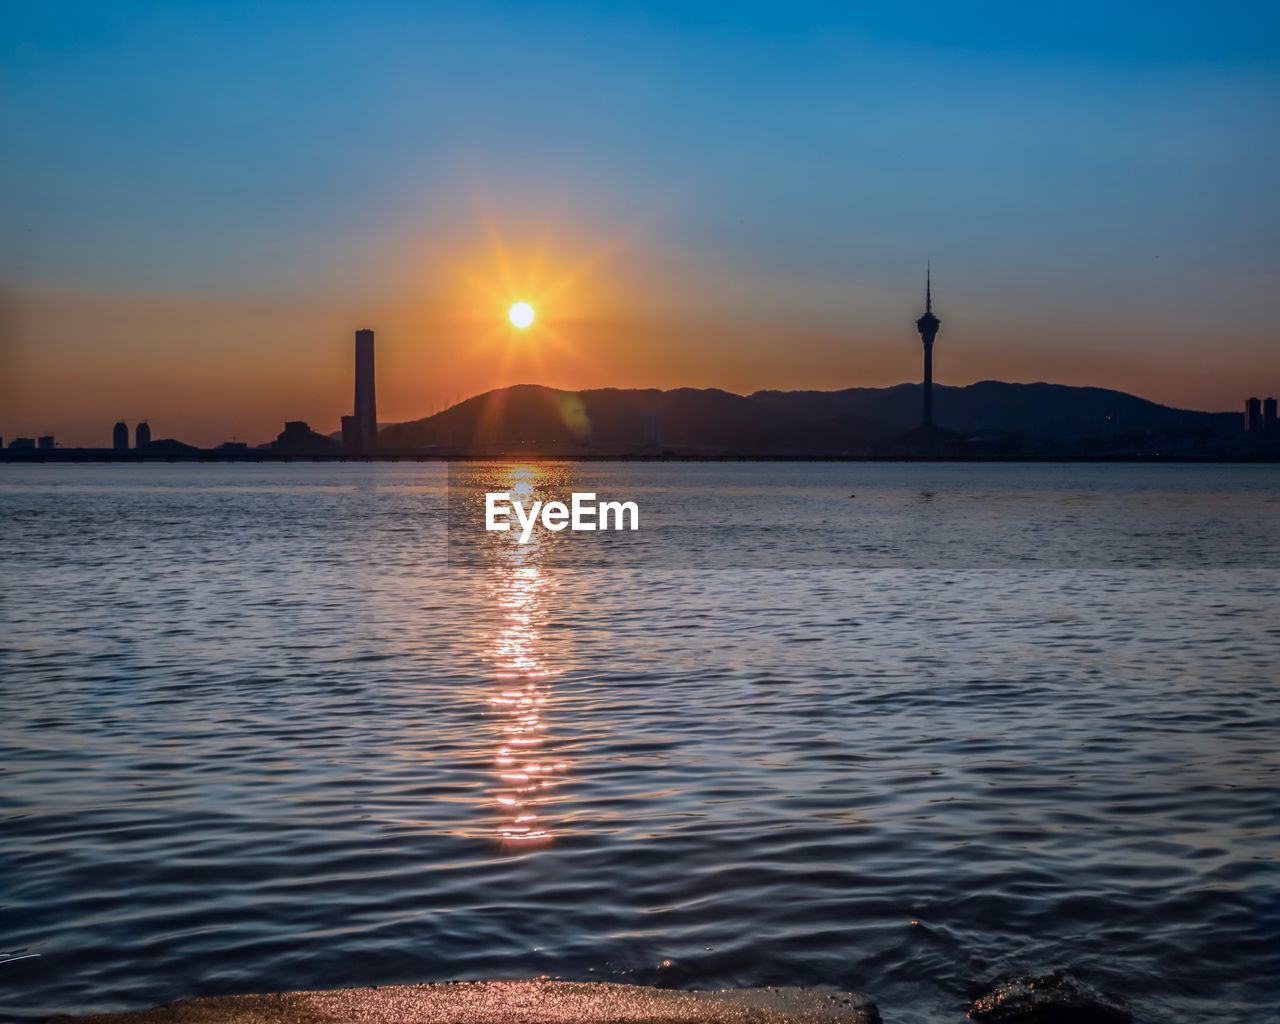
[377,382,1239,456]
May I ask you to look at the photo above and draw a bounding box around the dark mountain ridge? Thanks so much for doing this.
[377,381,1241,456]
[751,381,1237,439]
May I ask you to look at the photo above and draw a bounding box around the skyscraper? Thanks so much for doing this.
[1264,397,1278,436]
[1244,397,1262,434]
[915,266,941,430]
[112,421,129,450]
[354,329,378,451]
[135,421,151,449]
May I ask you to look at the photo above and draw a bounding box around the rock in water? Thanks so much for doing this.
[967,971,1131,1023]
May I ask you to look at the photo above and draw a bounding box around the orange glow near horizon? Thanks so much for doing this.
[404,205,638,417]
[4,196,1273,449]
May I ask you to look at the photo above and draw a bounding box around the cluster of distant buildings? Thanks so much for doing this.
[1243,396,1278,438]
[111,420,151,450]
[3,328,380,456]
[4,434,57,451]
[3,420,152,452]
[266,328,380,453]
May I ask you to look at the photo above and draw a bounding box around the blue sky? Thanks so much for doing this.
[2,1,1278,442]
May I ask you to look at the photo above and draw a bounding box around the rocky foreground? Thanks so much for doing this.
[57,980,879,1024]
[56,973,1135,1024]
[967,971,1132,1023]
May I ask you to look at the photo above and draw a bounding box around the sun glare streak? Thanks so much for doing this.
[410,195,668,439]
[440,193,651,364]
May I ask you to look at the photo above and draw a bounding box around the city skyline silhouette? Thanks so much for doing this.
[3,4,1277,446]
[6,304,1276,458]
[3,266,1277,455]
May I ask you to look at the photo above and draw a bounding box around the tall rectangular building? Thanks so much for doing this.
[354,329,378,451]
[1244,397,1262,435]
[1264,397,1278,436]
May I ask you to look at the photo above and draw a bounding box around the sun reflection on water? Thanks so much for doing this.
[484,465,571,845]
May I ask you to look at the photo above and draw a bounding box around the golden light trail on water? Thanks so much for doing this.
[484,464,569,844]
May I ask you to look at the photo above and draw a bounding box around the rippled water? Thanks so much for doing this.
[2,463,1278,1023]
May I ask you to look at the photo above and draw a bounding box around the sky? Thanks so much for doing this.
[2,1,1278,446]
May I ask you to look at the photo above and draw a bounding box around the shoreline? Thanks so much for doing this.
[3,452,1279,464]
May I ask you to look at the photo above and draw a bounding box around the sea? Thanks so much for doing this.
[2,462,1277,1023]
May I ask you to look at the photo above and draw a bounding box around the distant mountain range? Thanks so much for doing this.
[377,381,1243,456]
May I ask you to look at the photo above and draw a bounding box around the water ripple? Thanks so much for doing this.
[1,463,1278,1024]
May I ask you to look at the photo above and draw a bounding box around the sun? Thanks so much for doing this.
[508,301,535,329]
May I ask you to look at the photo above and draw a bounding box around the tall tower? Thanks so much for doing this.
[112,421,129,451]
[135,420,151,449]
[915,265,941,430]
[354,329,378,451]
